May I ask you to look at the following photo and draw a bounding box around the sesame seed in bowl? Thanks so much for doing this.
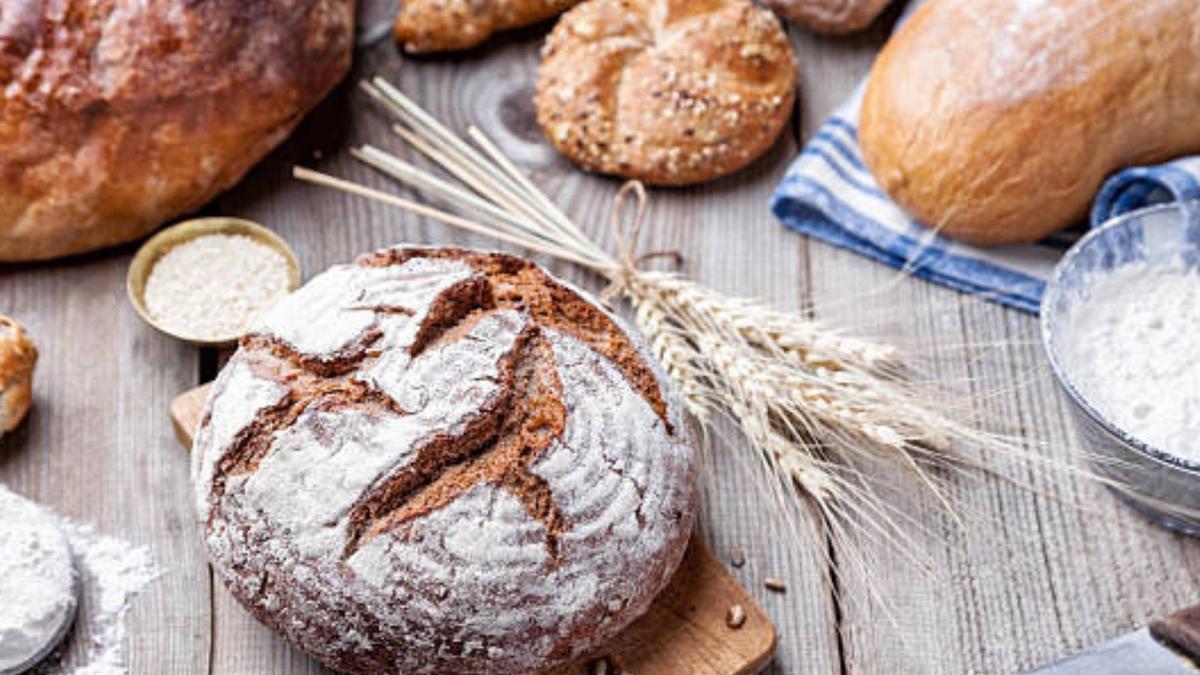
[127,218,301,347]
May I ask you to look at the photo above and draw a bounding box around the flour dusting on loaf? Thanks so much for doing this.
[193,246,697,674]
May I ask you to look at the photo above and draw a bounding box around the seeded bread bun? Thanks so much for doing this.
[535,0,797,185]
[192,246,698,674]
[394,0,582,53]
[0,316,36,438]
[0,0,353,262]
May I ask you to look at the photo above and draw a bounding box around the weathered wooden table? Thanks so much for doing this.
[3,5,1197,674]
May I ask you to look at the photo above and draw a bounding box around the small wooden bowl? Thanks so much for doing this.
[127,218,301,348]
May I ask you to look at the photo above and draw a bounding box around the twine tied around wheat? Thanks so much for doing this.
[598,181,685,304]
[291,75,1083,596]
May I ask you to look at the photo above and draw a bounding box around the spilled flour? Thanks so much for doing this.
[0,486,164,675]
[1062,261,1200,461]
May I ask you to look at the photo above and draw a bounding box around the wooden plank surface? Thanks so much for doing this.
[2,2,1199,674]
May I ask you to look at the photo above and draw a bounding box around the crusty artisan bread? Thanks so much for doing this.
[859,0,1200,246]
[763,0,893,34]
[0,0,353,262]
[193,246,697,674]
[0,316,36,438]
[395,0,582,53]
[536,0,796,185]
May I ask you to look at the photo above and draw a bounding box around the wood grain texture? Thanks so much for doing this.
[171,384,777,675]
[0,254,211,674]
[2,0,1199,673]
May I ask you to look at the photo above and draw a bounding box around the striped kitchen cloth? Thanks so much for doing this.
[771,87,1200,314]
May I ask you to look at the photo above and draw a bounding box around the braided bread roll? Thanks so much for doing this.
[762,0,893,34]
[0,316,36,438]
[394,0,583,53]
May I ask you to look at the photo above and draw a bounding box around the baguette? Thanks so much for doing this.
[859,0,1200,246]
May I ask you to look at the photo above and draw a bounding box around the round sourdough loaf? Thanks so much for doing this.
[0,0,353,262]
[192,246,698,674]
[535,0,796,185]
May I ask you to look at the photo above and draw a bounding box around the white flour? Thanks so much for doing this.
[1063,261,1200,460]
[0,486,163,675]
[0,488,75,673]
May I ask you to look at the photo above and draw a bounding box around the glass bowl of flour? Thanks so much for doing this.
[1042,201,1200,535]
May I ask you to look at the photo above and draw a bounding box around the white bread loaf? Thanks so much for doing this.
[859,0,1200,246]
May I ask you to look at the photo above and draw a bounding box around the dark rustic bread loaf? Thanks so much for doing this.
[192,246,698,674]
[0,0,354,262]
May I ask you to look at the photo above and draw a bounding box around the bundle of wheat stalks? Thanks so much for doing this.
[294,76,1050,585]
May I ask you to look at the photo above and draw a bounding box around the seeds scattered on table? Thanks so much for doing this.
[729,547,746,568]
[726,603,746,629]
[143,233,291,341]
[764,577,786,592]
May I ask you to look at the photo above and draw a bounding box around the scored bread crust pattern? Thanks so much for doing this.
[192,247,697,674]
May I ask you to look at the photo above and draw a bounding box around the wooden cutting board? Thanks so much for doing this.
[171,384,776,674]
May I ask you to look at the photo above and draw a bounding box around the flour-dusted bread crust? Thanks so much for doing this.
[859,0,1200,246]
[192,247,698,674]
[0,0,354,262]
[0,316,36,437]
[762,0,892,34]
[535,0,796,185]
[394,0,582,53]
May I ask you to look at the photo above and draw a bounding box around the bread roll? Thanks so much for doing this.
[859,0,1200,246]
[0,316,36,437]
[763,0,893,34]
[394,0,582,53]
[0,0,354,262]
[193,246,697,674]
[535,0,796,185]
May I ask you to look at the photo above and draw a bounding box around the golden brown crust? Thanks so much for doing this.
[535,0,797,185]
[859,0,1200,246]
[0,0,355,262]
[394,0,582,53]
[0,315,37,436]
[762,0,892,34]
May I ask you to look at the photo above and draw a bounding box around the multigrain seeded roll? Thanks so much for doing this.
[192,246,698,675]
[394,0,582,53]
[535,0,797,185]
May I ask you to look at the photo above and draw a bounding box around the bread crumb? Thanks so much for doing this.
[726,603,747,629]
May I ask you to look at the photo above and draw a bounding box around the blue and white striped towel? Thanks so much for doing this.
[771,87,1200,314]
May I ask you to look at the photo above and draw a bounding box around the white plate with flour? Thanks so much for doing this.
[1042,201,1200,534]
[0,486,78,675]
